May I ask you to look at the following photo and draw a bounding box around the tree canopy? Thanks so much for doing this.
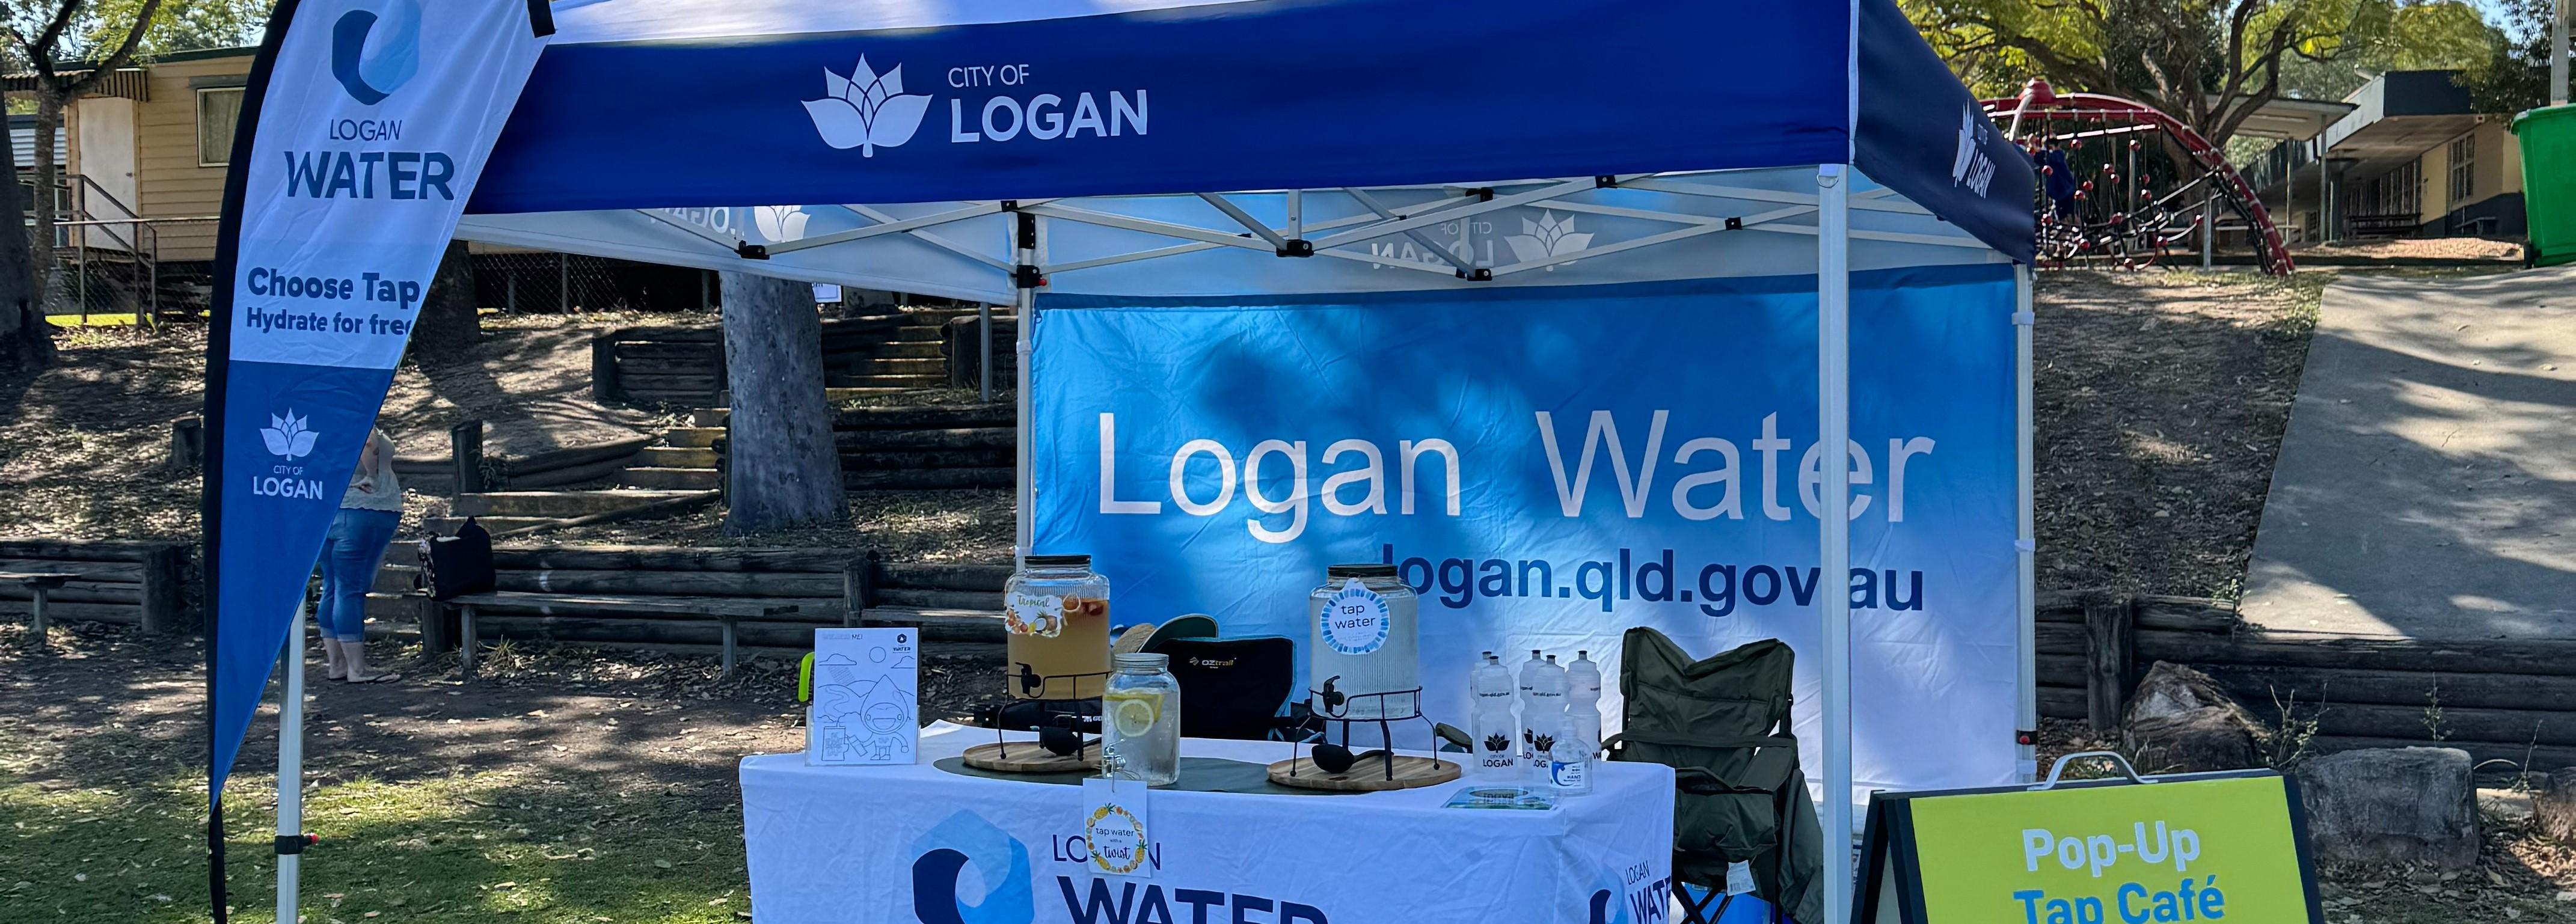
[1904,0,2509,148]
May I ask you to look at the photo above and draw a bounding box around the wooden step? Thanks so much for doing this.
[839,448,1016,470]
[662,427,725,448]
[693,403,1017,429]
[872,587,1004,611]
[833,375,949,389]
[637,445,718,468]
[836,356,946,375]
[452,489,708,518]
[370,563,423,594]
[621,467,721,490]
[874,561,1014,592]
[859,606,1005,643]
[836,427,1014,451]
[425,515,557,534]
[879,341,946,359]
[823,386,934,401]
[844,467,1015,491]
[835,405,1016,430]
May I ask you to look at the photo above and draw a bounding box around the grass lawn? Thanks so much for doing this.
[2,769,750,924]
[44,313,145,327]
[0,625,810,924]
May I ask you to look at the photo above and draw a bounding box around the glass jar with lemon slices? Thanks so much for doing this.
[1101,652,1181,786]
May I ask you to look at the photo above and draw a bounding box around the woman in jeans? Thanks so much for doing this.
[318,426,403,683]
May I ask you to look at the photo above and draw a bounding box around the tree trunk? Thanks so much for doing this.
[29,90,62,310]
[717,271,845,534]
[408,240,480,356]
[0,97,47,367]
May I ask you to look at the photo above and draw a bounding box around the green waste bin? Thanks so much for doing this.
[2515,104,2576,268]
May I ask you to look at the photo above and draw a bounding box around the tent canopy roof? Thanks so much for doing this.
[470,0,2032,261]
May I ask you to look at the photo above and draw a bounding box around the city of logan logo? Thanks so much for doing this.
[260,411,320,460]
[1951,105,1998,196]
[1505,210,1595,266]
[803,57,932,156]
[755,204,811,243]
[330,0,421,105]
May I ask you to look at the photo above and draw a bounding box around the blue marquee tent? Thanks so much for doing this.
[203,2,2035,922]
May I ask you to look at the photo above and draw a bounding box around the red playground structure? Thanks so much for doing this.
[1986,79,2295,275]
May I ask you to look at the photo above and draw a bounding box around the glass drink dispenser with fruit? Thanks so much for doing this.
[1002,554,1111,700]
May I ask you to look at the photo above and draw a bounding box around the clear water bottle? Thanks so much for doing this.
[1102,652,1181,786]
[1516,650,1547,760]
[1468,652,1523,781]
[1548,696,1598,796]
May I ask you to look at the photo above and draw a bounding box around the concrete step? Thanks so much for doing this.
[691,408,729,427]
[451,489,708,517]
[621,467,721,490]
[425,515,556,534]
[662,426,725,448]
[891,326,948,343]
[637,445,718,468]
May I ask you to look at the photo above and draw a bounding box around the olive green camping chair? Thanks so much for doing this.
[1605,628,1824,924]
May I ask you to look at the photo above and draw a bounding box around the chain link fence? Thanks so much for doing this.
[472,251,719,315]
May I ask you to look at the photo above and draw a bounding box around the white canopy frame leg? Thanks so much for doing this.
[1815,163,1854,924]
[2016,266,2038,780]
[1014,212,1042,563]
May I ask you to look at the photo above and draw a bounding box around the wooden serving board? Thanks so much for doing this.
[963,741,1097,774]
[1266,754,1460,792]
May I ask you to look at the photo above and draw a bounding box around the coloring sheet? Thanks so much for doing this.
[807,628,919,765]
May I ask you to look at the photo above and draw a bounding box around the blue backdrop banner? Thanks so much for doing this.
[1029,264,2022,798]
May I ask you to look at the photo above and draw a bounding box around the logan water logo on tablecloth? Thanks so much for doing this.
[910,811,1037,924]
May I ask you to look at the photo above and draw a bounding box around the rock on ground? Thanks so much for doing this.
[2121,662,2262,773]
[2298,747,2480,869]
[2537,768,2576,843]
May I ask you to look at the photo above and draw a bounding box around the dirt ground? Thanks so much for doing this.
[2032,269,2327,598]
[532,488,1016,563]
[2293,237,2526,262]
[0,320,658,543]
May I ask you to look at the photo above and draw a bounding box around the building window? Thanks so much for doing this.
[2447,135,2475,203]
[196,87,244,167]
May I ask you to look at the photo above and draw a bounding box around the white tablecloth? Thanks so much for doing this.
[742,722,1675,923]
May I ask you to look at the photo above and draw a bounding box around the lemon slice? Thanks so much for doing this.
[1106,692,1162,737]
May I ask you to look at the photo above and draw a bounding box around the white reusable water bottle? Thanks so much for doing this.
[1528,654,1568,763]
[1566,650,1603,750]
[1568,650,1602,703]
[1467,653,1523,781]
[1516,650,1547,761]
[1548,694,1599,796]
